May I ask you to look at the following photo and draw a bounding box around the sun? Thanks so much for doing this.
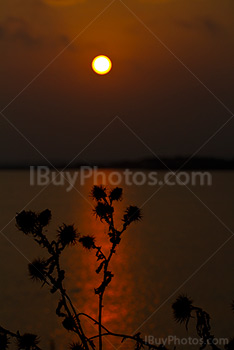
[92,55,112,75]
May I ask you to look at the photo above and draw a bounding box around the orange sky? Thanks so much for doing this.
[0,0,234,165]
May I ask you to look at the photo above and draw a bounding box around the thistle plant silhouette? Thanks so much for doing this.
[172,296,223,350]
[0,186,233,350]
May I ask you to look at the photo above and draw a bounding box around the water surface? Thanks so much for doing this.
[0,170,234,349]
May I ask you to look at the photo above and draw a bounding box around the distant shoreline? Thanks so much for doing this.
[1,157,234,170]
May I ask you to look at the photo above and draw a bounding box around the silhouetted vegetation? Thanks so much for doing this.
[172,296,220,350]
[0,186,233,349]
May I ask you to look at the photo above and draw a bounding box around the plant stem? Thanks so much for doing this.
[65,292,92,350]
[46,253,90,350]
[88,331,167,350]
[98,293,104,350]
[77,314,168,350]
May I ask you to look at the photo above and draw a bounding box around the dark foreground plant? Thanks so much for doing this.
[0,186,233,350]
[172,295,218,350]
[0,327,40,350]
[171,295,234,350]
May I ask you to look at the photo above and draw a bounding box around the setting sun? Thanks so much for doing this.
[92,55,112,75]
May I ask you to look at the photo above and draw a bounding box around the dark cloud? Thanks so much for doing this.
[201,17,224,35]
[0,16,73,49]
[0,17,41,46]
[176,16,224,36]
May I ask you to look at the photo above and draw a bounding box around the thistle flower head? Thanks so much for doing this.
[0,333,10,350]
[91,185,107,201]
[37,209,51,227]
[17,333,40,350]
[62,317,76,331]
[109,187,123,202]
[79,235,95,250]
[57,224,78,246]
[94,202,114,221]
[28,258,47,282]
[69,343,84,350]
[172,295,193,324]
[16,211,38,234]
[123,206,142,226]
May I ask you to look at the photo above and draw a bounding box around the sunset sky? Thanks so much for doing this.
[1,0,234,166]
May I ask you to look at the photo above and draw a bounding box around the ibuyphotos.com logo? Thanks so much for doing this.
[144,335,228,347]
[29,166,213,192]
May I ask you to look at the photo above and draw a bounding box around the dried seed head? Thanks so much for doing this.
[109,187,123,202]
[17,333,40,350]
[57,224,78,246]
[172,295,193,325]
[16,211,38,234]
[28,258,47,282]
[91,185,107,201]
[79,235,95,250]
[123,206,142,226]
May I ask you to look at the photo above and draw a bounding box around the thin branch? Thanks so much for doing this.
[88,331,167,350]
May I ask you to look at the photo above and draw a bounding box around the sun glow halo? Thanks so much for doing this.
[92,55,112,75]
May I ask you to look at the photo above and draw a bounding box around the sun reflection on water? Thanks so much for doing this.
[53,178,163,349]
